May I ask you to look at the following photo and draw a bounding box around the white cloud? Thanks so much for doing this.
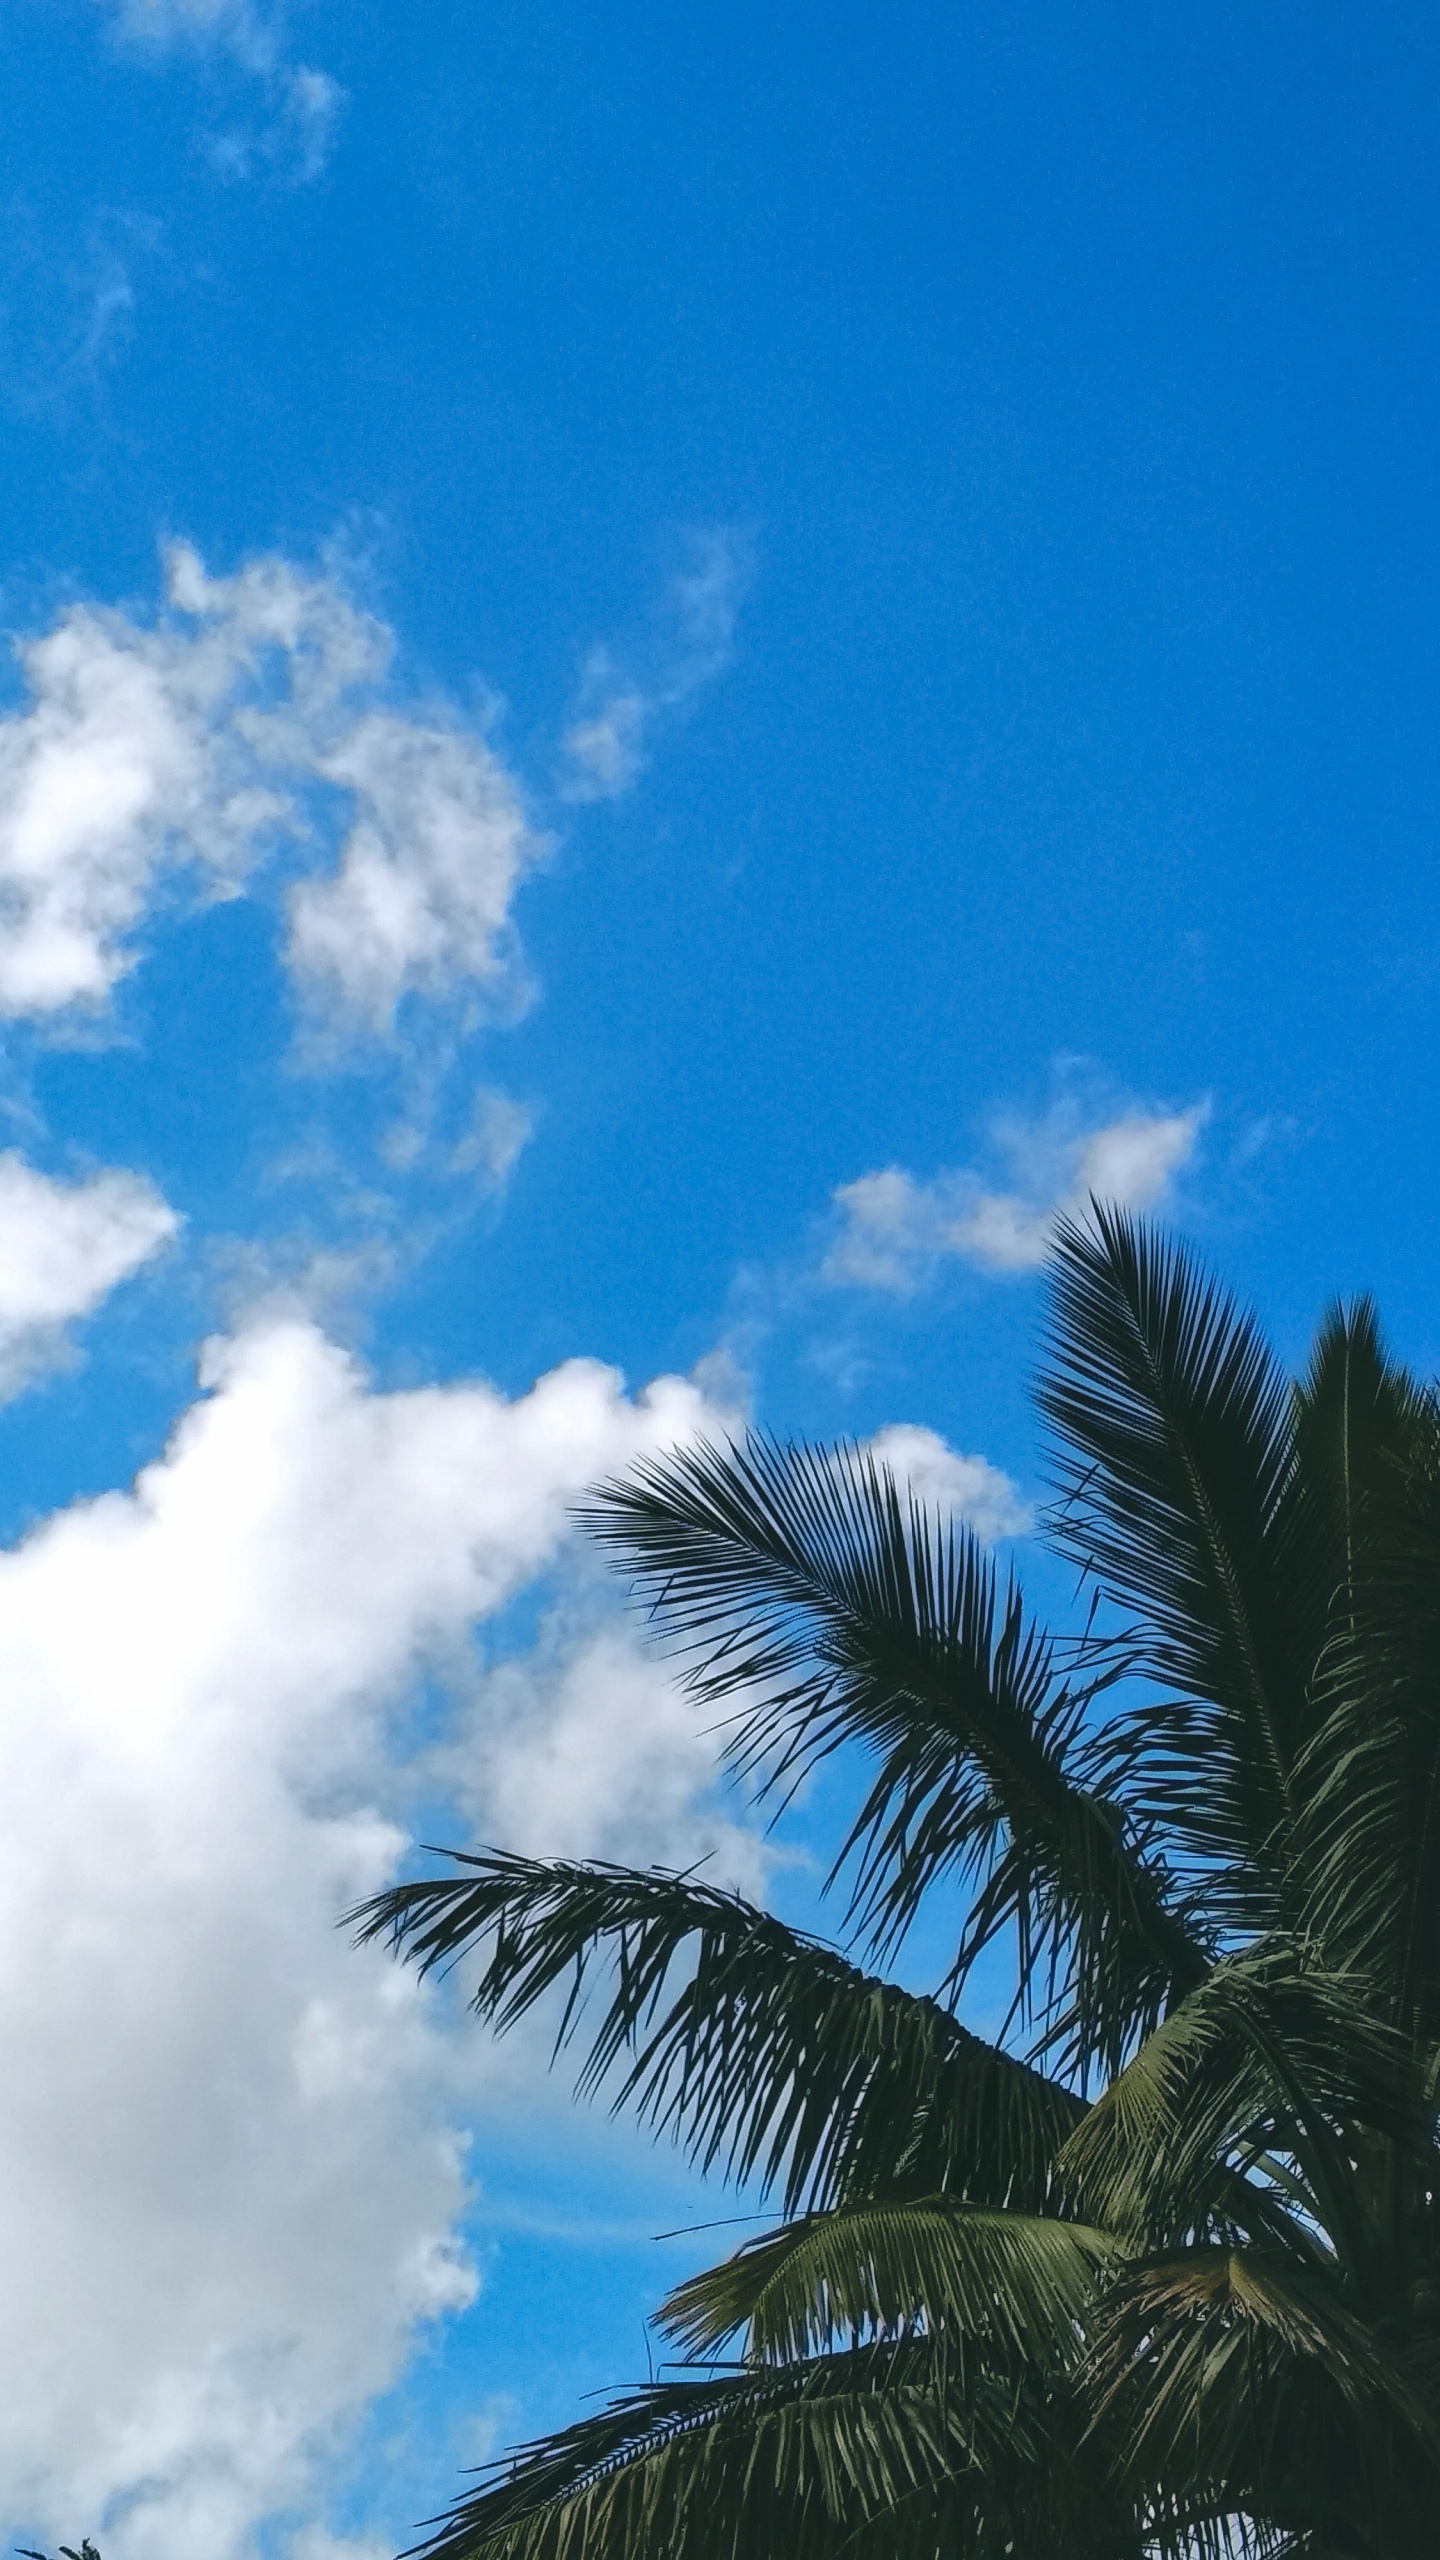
[559,532,744,802]
[861,1424,1030,1540]
[0,206,166,416]
[0,1317,739,2559]
[285,708,534,1029]
[96,0,345,184]
[560,661,649,801]
[0,543,540,1031]
[78,242,139,369]
[431,1619,765,1897]
[284,65,345,177]
[827,1100,1206,1291]
[206,66,347,187]
[447,1088,534,1186]
[0,1152,177,1394]
[102,0,260,47]
[287,2533,391,2560]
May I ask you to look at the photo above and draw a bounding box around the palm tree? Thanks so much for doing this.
[355,1208,1440,2558]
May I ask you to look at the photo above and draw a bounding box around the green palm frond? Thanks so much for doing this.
[1287,1391,1440,2042]
[1285,1659,1414,2020]
[363,1216,1440,2560]
[350,1852,1081,2212]
[1085,2247,1440,2536]
[1290,1297,1421,1605]
[1057,1946,1425,2255]
[1282,1304,1438,2010]
[1038,1207,1317,1927]
[402,2341,1136,2560]
[657,2193,1116,2364]
[580,1434,1206,2069]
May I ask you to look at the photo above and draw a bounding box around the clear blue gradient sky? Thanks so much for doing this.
[0,3,1437,2552]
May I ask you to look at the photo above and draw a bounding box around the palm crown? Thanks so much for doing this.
[355,1207,1440,2559]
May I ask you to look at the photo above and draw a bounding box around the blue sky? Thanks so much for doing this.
[1,1,1438,2551]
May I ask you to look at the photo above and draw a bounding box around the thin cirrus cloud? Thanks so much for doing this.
[204,63,346,188]
[0,1150,178,1396]
[559,532,744,802]
[826,1100,1207,1292]
[446,1087,535,1185]
[0,1314,748,2560]
[94,0,345,184]
[0,542,540,1034]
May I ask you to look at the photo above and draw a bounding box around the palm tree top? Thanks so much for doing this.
[354,1204,1440,2560]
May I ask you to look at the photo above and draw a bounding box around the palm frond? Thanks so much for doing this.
[350,1852,1081,2213]
[657,2193,1116,2365]
[1290,1297,1420,1598]
[1038,1206,1316,1928]
[579,1434,1207,2071]
[1288,1384,1440,2041]
[402,2340,1136,2560]
[1057,1945,1426,2258]
[358,1222,1440,2560]
[1085,2246,1440,2541]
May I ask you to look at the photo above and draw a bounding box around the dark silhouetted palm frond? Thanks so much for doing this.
[579,1432,1207,2070]
[353,1853,1080,2213]
[363,1211,1440,2559]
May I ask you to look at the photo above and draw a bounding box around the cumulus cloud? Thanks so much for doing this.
[433,1620,764,1895]
[0,542,539,1031]
[827,1100,1206,1291]
[0,1317,740,2559]
[284,708,534,1029]
[559,532,743,802]
[861,1424,1030,1540]
[0,1151,178,1394]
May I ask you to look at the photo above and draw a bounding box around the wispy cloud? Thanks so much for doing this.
[205,63,346,186]
[95,0,345,184]
[0,205,168,414]
[0,540,541,1035]
[76,233,140,367]
[446,1087,534,1186]
[827,1097,1207,1291]
[103,0,267,41]
[558,531,745,802]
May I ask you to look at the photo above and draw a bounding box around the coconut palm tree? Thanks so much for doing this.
[355,1207,1440,2558]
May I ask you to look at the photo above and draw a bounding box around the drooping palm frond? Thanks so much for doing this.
[1057,1945,1428,2255]
[1084,2246,1440,2544]
[350,1852,1082,2212]
[1283,1662,1418,2065]
[579,1435,1207,2071]
[1037,1207,1318,1929]
[402,2340,1139,2560]
[656,2193,1116,2364]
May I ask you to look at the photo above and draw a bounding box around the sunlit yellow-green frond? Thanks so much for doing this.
[658,2193,1117,2364]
